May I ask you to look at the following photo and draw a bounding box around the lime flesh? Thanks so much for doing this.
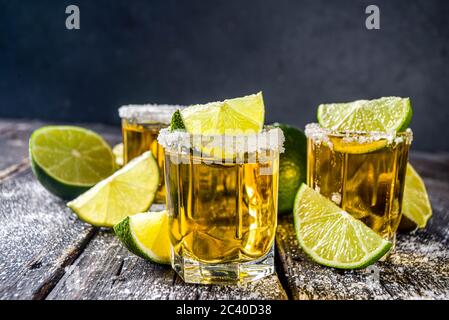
[29,126,115,200]
[67,151,159,227]
[114,211,170,264]
[318,97,412,132]
[293,184,391,269]
[400,163,432,230]
[112,143,124,168]
[180,92,265,135]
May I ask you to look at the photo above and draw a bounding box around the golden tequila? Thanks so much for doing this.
[306,124,412,245]
[122,120,166,202]
[159,128,284,284]
[119,105,183,203]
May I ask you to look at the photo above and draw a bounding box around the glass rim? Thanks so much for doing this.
[158,126,285,155]
[305,123,413,144]
[118,104,185,123]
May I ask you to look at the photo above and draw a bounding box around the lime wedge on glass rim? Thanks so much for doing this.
[293,184,392,269]
[177,92,265,134]
[317,97,412,154]
[399,163,433,231]
[67,151,159,227]
[170,92,266,159]
[29,126,116,200]
[317,97,412,132]
[114,210,170,264]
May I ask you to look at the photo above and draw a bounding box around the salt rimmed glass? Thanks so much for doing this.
[305,123,413,253]
[158,127,285,284]
[119,104,184,203]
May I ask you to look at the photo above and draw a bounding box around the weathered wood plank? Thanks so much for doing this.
[275,164,449,300]
[0,122,39,177]
[46,229,288,300]
[0,169,97,300]
[0,120,121,299]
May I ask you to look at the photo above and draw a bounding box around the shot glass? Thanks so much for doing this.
[305,123,413,250]
[119,104,184,203]
[158,127,285,284]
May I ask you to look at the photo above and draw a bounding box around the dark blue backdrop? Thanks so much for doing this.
[1,0,448,151]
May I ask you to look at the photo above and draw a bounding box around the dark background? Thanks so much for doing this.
[1,0,448,151]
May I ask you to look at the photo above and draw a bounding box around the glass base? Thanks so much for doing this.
[171,245,275,285]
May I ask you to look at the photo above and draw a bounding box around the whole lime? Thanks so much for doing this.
[273,123,307,214]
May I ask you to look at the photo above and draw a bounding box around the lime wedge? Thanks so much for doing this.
[114,210,170,264]
[180,92,265,135]
[29,126,115,200]
[67,151,159,227]
[330,137,388,154]
[293,184,392,269]
[399,163,432,230]
[112,143,124,168]
[318,97,412,132]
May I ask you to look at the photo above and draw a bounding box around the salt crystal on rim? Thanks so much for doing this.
[305,123,413,147]
[118,104,185,124]
[158,127,285,155]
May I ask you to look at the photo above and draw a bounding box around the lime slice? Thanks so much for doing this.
[67,151,159,227]
[180,92,265,135]
[293,184,392,269]
[330,137,388,154]
[318,97,412,132]
[114,210,170,264]
[399,163,432,230]
[112,143,124,168]
[29,126,115,200]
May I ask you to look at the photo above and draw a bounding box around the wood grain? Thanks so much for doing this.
[46,229,287,300]
[0,169,96,300]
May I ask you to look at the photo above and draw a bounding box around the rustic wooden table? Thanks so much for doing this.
[0,119,448,300]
